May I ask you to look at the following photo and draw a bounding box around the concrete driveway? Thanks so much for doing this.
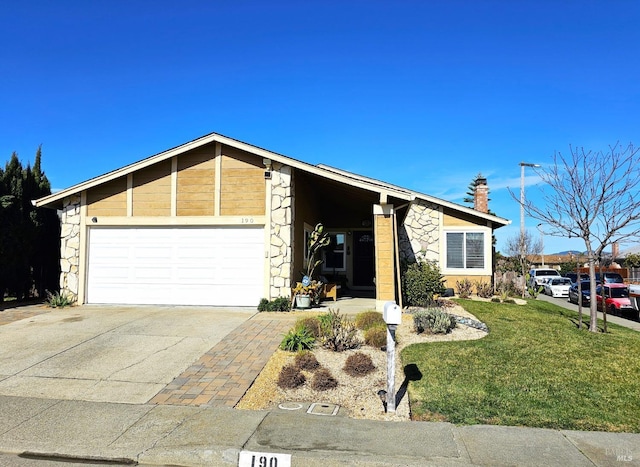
[0,305,255,404]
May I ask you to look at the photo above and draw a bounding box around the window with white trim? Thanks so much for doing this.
[322,232,346,272]
[446,232,485,269]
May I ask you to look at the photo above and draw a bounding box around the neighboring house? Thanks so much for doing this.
[35,132,511,310]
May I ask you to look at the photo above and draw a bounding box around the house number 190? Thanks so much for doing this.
[238,450,291,467]
[241,217,255,224]
[250,455,276,467]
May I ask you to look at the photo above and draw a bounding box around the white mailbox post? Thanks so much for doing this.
[383,301,402,413]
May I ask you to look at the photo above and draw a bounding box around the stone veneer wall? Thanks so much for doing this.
[398,199,440,263]
[60,195,81,303]
[269,163,293,298]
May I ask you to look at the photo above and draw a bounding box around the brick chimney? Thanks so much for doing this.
[474,177,489,213]
[612,241,619,259]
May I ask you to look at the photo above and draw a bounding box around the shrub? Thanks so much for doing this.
[279,327,315,352]
[321,309,361,352]
[277,364,306,389]
[475,281,493,299]
[258,296,291,312]
[413,308,456,334]
[295,316,322,338]
[294,350,320,371]
[503,298,516,304]
[495,278,520,298]
[311,368,338,391]
[46,291,73,308]
[402,261,446,306]
[364,324,387,349]
[343,352,376,377]
[354,311,385,330]
[456,278,473,299]
[491,297,501,303]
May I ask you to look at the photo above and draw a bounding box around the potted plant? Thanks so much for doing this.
[292,223,331,309]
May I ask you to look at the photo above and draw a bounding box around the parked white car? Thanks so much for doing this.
[529,268,561,289]
[544,277,572,298]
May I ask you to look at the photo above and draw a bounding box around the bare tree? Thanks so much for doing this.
[515,142,640,332]
[504,230,543,297]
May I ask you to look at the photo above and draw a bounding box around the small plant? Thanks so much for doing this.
[343,352,376,377]
[294,350,320,371]
[295,316,322,338]
[402,260,446,306]
[311,368,338,391]
[277,364,306,389]
[279,327,315,352]
[475,281,493,299]
[364,324,387,349]
[456,278,473,299]
[413,308,457,334]
[46,291,73,308]
[258,297,291,312]
[503,298,516,304]
[321,309,361,352]
[354,311,385,330]
[527,285,544,299]
[491,297,502,303]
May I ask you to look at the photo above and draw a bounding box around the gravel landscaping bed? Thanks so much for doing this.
[236,303,488,421]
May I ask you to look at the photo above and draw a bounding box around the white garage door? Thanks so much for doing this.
[87,227,264,306]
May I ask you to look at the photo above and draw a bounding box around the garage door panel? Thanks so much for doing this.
[87,227,264,306]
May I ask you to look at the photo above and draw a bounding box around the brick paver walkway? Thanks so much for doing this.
[150,313,295,408]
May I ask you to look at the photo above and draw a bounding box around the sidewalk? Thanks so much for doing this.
[0,394,638,466]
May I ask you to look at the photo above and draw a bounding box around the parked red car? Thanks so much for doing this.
[595,284,634,316]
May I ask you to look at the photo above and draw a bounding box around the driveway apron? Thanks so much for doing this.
[0,305,256,405]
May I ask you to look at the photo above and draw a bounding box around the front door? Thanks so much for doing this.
[352,230,375,287]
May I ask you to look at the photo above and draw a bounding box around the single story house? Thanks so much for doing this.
[35,132,511,310]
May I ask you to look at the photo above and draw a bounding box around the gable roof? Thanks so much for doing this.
[35,131,510,228]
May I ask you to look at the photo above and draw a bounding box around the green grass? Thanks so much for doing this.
[402,299,640,432]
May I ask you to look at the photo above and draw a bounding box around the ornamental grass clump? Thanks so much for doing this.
[311,368,338,391]
[294,350,320,371]
[343,352,376,377]
[413,308,457,334]
[364,324,387,349]
[279,327,315,352]
[295,316,322,338]
[277,364,306,389]
[354,311,385,330]
[46,291,73,308]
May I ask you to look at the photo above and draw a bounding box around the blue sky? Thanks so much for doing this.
[2,1,639,254]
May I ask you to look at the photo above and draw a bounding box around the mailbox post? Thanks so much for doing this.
[383,301,401,413]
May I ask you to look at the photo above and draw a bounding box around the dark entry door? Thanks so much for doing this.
[352,230,375,287]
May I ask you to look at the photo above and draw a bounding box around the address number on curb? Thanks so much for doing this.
[238,450,291,467]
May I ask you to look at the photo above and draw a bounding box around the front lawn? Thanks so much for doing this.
[402,299,640,432]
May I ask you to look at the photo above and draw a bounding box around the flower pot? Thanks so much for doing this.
[295,294,312,309]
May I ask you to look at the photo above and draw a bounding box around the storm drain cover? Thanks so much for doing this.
[307,402,339,416]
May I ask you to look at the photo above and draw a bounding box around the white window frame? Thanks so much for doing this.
[322,231,347,273]
[442,228,491,276]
